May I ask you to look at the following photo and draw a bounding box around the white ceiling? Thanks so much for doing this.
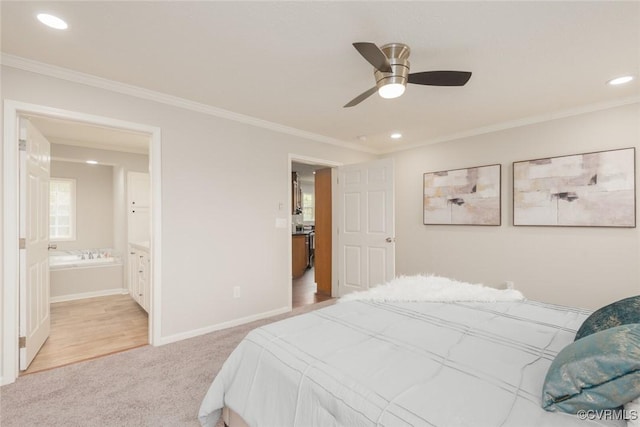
[2,1,639,153]
[26,115,150,154]
[293,162,326,183]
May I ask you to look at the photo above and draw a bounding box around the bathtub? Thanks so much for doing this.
[50,249,124,302]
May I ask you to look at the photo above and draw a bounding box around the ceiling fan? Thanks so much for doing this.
[344,42,472,108]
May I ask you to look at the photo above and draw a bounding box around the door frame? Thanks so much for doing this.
[2,100,163,385]
[288,154,341,304]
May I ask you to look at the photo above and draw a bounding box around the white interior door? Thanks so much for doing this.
[19,119,51,370]
[338,158,395,296]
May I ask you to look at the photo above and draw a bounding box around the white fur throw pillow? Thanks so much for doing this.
[339,274,524,303]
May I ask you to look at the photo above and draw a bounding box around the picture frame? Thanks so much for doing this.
[513,147,636,227]
[423,164,501,225]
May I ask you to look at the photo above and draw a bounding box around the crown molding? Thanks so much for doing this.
[3,53,636,157]
[378,96,640,155]
[0,53,377,154]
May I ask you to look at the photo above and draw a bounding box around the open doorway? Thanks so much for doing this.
[2,101,162,385]
[21,115,151,374]
[20,115,151,374]
[290,156,340,308]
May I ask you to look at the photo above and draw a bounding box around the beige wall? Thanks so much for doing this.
[50,159,114,250]
[388,103,640,309]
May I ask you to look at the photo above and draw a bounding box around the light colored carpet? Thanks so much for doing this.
[0,299,335,427]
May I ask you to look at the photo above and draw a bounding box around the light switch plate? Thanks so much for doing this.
[275,218,288,228]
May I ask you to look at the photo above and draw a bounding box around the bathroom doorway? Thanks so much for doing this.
[23,115,151,374]
[2,101,161,383]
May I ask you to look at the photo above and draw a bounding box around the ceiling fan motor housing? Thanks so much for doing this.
[374,43,411,90]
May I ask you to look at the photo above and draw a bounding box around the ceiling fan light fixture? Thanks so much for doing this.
[378,83,406,99]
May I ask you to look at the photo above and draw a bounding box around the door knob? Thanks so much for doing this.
[385,237,395,243]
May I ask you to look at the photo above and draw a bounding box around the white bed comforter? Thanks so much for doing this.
[199,300,624,427]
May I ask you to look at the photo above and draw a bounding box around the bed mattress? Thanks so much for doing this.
[199,299,624,426]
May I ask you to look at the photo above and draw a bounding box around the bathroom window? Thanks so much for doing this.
[302,192,314,222]
[50,178,76,241]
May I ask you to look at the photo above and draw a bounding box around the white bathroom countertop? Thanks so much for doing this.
[129,241,150,250]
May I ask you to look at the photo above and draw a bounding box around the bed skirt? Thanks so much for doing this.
[222,407,250,427]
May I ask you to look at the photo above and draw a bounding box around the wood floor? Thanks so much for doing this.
[292,267,333,308]
[22,293,148,375]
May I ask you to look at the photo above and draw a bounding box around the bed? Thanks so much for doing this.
[199,277,634,427]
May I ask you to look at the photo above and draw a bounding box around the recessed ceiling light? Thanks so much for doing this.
[390,133,403,140]
[37,13,68,30]
[86,160,98,165]
[607,76,634,86]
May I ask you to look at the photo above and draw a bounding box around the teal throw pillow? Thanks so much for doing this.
[575,295,640,341]
[575,295,640,340]
[542,323,640,413]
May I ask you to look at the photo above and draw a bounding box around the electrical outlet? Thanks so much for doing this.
[504,281,515,290]
[233,286,241,298]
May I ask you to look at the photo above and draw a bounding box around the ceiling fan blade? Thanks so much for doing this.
[352,42,393,73]
[408,71,472,86]
[343,86,378,108]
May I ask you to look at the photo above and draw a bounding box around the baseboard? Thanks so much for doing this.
[157,306,291,346]
[50,288,129,303]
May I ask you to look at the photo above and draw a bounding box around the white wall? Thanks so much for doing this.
[50,159,114,250]
[0,64,374,375]
[388,103,640,309]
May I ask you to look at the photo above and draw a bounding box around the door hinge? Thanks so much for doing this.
[19,238,26,249]
[18,139,27,151]
[19,336,26,349]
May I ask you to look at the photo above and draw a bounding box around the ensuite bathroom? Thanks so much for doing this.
[48,155,149,304]
[24,116,151,374]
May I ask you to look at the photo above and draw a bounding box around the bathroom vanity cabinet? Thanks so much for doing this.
[128,243,150,312]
